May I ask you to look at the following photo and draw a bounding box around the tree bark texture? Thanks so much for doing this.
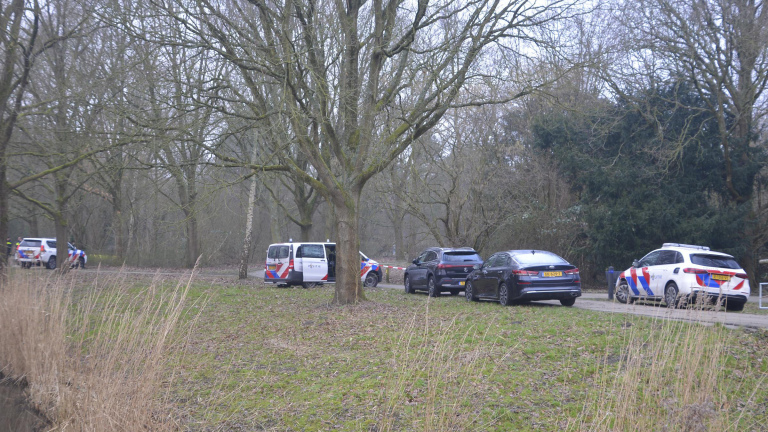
[239,173,260,279]
[332,193,366,304]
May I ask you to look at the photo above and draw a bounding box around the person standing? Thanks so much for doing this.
[15,237,22,266]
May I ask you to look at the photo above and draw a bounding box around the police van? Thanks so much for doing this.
[264,242,382,288]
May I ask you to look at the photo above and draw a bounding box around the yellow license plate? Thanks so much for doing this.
[267,265,276,270]
[712,274,730,281]
[460,281,465,286]
[542,271,562,277]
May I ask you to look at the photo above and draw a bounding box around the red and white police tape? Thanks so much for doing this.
[381,264,407,270]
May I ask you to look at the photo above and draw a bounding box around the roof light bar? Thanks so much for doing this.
[662,243,710,251]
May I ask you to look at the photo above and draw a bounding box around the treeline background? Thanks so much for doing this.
[3,0,767,286]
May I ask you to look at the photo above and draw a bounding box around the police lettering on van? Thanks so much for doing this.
[264,242,381,288]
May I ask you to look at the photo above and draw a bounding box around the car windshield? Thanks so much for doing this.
[19,240,41,247]
[512,251,568,265]
[690,254,741,269]
[443,251,482,262]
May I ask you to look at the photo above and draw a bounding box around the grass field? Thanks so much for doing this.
[2,270,768,431]
[168,280,768,431]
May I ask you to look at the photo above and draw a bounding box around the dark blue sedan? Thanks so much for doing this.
[465,250,581,306]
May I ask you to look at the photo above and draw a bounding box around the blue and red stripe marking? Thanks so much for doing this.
[624,268,653,296]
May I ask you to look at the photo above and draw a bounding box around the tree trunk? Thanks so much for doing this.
[393,213,405,261]
[185,210,199,268]
[324,204,335,241]
[0,163,8,278]
[55,214,68,273]
[300,223,312,242]
[114,209,125,259]
[268,190,282,243]
[332,190,366,304]
[29,212,39,237]
[239,172,260,279]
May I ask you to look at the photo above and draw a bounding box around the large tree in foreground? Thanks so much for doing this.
[138,0,579,303]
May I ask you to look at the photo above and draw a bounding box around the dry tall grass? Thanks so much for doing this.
[375,300,514,431]
[0,268,194,431]
[574,301,767,431]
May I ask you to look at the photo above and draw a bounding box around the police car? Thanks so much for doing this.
[264,242,381,288]
[615,243,749,311]
[16,238,87,269]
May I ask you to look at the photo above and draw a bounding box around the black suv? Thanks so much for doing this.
[404,247,484,297]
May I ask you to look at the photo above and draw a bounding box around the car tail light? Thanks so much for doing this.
[564,268,579,275]
[512,270,539,276]
[683,268,708,274]
[288,259,294,271]
[734,273,748,279]
[40,244,45,253]
[436,263,446,274]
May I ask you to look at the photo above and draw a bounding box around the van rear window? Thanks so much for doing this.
[268,245,290,259]
[20,240,41,247]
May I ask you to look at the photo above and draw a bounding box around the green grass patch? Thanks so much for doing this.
[69,276,768,431]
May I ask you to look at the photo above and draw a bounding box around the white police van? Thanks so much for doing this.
[264,241,381,288]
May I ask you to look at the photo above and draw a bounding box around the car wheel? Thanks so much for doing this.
[47,256,56,270]
[427,277,440,297]
[725,300,745,312]
[499,282,512,306]
[404,276,414,294]
[665,282,680,309]
[302,282,318,289]
[560,298,576,307]
[79,257,85,269]
[465,281,478,302]
[616,281,634,304]
[363,272,378,288]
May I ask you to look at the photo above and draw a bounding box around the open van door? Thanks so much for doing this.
[296,243,327,283]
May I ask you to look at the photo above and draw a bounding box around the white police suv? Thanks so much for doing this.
[615,243,749,311]
[16,238,87,270]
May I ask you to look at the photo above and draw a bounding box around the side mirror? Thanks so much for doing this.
[473,263,481,270]
[412,259,419,265]
[632,260,640,268]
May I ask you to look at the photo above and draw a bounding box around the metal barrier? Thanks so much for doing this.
[761,283,768,309]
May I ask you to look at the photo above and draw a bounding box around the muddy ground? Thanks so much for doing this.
[0,380,47,432]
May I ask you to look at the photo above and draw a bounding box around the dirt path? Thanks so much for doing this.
[377,283,768,329]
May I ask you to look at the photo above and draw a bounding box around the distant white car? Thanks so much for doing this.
[615,243,749,311]
[16,238,87,270]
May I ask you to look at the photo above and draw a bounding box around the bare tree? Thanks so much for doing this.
[0,0,41,274]
[133,0,581,304]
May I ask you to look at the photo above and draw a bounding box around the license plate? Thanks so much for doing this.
[460,281,465,286]
[267,264,276,270]
[542,271,562,277]
[712,274,730,281]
